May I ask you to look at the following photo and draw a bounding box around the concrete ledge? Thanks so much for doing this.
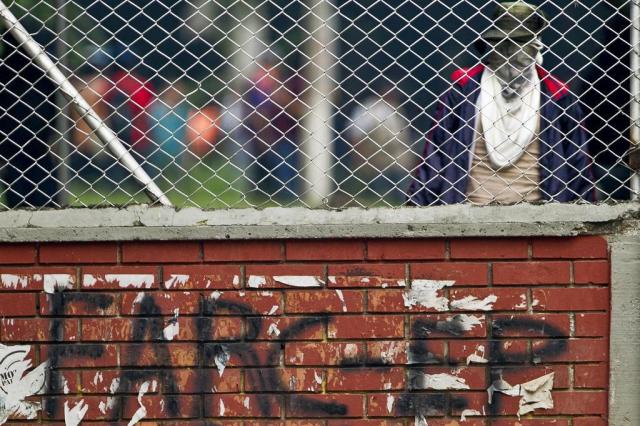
[0,203,637,241]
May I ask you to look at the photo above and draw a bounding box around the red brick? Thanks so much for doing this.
[286,240,364,261]
[329,315,403,339]
[40,242,118,264]
[491,420,569,426]
[450,391,489,415]
[552,391,608,415]
[205,342,281,367]
[493,261,571,285]
[123,395,200,419]
[532,288,609,311]
[121,291,200,315]
[575,364,608,388]
[244,368,324,392]
[81,266,157,290]
[411,314,487,338]
[492,314,570,337]
[367,289,435,313]
[449,287,529,311]
[285,290,362,313]
[448,339,528,364]
[162,368,242,393]
[43,396,119,420]
[248,422,322,426]
[367,393,445,417]
[287,394,363,417]
[572,417,607,426]
[1,318,78,341]
[450,238,529,259]
[367,239,445,260]
[285,342,364,366]
[575,312,609,337]
[366,341,411,365]
[245,264,324,289]
[122,241,201,263]
[206,290,283,316]
[574,260,609,284]
[496,365,571,389]
[205,394,281,417]
[411,262,488,285]
[327,264,405,288]
[247,316,324,340]
[533,338,608,362]
[411,366,487,389]
[48,369,81,394]
[200,316,244,341]
[81,317,182,341]
[0,243,35,264]
[40,292,119,316]
[163,265,241,290]
[0,268,76,292]
[532,236,608,259]
[327,421,403,426]
[0,293,36,316]
[327,367,404,391]
[204,240,282,262]
[40,344,118,367]
[80,369,145,393]
[120,343,198,366]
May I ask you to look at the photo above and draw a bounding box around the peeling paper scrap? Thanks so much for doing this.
[487,372,554,418]
[64,400,89,426]
[450,294,497,311]
[402,280,454,311]
[466,345,488,365]
[460,408,481,422]
[411,372,470,390]
[1,274,29,289]
[213,344,230,377]
[273,276,322,287]
[0,344,49,423]
[127,381,150,426]
[44,274,74,293]
[164,274,189,289]
[247,275,266,288]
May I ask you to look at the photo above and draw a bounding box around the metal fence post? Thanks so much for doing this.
[631,0,640,200]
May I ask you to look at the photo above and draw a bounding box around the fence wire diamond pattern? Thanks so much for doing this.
[0,0,637,209]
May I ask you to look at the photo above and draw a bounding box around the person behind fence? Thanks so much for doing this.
[407,1,594,206]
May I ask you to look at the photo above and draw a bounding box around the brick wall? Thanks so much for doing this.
[0,236,610,425]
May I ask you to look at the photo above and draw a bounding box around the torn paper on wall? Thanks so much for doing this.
[163,309,180,341]
[0,344,49,424]
[487,372,555,418]
[213,344,230,377]
[466,345,489,365]
[410,372,470,390]
[64,400,89,426]
[402,280,454,311]
[460,408,482,422]
[273,276,322,287]
[450,294,497,311]
[43,274,74,293]
[127,381,150,426]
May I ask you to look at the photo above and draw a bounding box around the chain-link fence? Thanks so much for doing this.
[0,0,637,209]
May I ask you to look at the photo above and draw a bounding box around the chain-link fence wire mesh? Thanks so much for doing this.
[0,0,637,209]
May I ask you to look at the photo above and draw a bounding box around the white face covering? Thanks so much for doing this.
[477,39,542,169]
[477,64,541,169]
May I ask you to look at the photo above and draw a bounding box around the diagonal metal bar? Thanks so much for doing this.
[0,0,172,207]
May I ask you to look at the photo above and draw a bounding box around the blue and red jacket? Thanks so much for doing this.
[407,64,595,205]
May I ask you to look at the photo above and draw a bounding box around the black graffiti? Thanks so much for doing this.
[43,291,570,421]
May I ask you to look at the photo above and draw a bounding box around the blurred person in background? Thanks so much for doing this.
[148,79,190,181]
[407,1,594,206]
[0,32,60,207]
[345,84,417,205]
[244,54,302,204]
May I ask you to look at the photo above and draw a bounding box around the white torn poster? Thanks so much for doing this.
[64,400,89,426]
[127,381,150,426]
[450,294,497,311]
[411,372,470,390]
[466,345,489,365]
[0,344,49,423]
[273,276,322,287]
[402,280,454,311]
[214,344,230,377]
[487,372,555,418]
[460,408,481,422]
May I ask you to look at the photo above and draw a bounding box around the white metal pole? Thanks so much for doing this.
[631,0,640,200]
[0,2,173,207]
[301,0,336,207]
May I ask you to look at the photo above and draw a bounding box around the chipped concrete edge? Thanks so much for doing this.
[0,203,637,241]
[608,234,640,426]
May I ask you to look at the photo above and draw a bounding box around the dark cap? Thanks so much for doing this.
[482,1,548,42]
